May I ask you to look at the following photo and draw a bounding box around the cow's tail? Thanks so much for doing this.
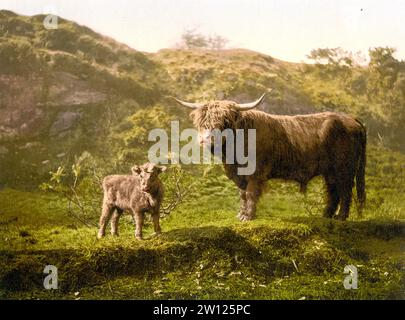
[355,119,367,216]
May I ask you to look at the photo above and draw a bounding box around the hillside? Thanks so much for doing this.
[0,10,171,185]
[2,10,405,187]
[150,48,315,115]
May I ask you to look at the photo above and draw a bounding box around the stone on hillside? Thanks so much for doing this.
[49,112,80,136]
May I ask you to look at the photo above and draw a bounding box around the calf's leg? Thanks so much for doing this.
[152,210,161,235]
[110,208,123,236]
[97,203,114,239]
[132,210,144,240]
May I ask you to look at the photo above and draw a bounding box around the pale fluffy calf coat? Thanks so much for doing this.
[97,163,166,240]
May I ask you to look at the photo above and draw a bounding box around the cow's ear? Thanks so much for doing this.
[131,165,141,175]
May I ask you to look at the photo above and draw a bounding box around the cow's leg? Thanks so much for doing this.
[323,176,340,218]
[335,179,354,221]
[110,208,123,236]
[132,210,144,240]
[241,179,264,221]
[237,188,248,219]
[97,203,114,239]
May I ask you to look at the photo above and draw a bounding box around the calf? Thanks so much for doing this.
[97,163,166,240]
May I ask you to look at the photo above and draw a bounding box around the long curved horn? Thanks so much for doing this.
[170,96,204,109]
[235,92,269,110]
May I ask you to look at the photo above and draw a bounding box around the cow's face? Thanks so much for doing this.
[171,94,268,146]
[132,163,166,190]
[172,93,266,144]
[190,102,240,146]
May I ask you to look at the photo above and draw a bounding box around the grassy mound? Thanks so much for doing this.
[1,220,403,299]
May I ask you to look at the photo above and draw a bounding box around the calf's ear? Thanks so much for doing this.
[157,165,167,173]
[131,165,141,175]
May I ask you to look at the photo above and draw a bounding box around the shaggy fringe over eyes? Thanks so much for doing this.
[190,102,241,131]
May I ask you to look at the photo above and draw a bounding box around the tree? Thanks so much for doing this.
[176,29,228,50]
[307,48,353,67]
[180,29,209,49]
[207,35,228,50]
[306,48,355,81]
[366,47,405,148]
[368,47,399,93]
[114,106,173,164]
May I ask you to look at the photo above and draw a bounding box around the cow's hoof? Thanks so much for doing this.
[153,232,162,237]
[97,233,104,239]
[323,211,335,219]
[333,214,348,221]
[111,233,119,237]
[136,236,143,240]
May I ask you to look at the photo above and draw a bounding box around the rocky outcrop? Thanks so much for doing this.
[49,112,81,136]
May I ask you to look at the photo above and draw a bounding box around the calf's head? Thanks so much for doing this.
[132,163,167,191]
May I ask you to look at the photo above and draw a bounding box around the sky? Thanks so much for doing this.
[1,0,405,62]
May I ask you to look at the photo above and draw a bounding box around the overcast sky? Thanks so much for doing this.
[2,0,405,62]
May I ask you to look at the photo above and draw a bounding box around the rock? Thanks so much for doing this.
[19,142,40,150]
[49,112,80,136]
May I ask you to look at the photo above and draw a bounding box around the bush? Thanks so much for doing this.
[0,39,39,73]
[40,152,102,227]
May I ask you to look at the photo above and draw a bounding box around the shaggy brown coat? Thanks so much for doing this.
[190,101,366,221]
[97,163,166,240]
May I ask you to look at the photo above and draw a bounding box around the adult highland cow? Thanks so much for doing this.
[172,93,366,221]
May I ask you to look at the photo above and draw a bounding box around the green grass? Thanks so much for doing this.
[1,145,404,300]
[0,205,403,299]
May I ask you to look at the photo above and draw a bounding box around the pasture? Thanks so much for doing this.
[1,145,404,299]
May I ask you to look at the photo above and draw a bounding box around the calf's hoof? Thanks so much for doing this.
[236,212,246,219]
[239,214,254,222]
